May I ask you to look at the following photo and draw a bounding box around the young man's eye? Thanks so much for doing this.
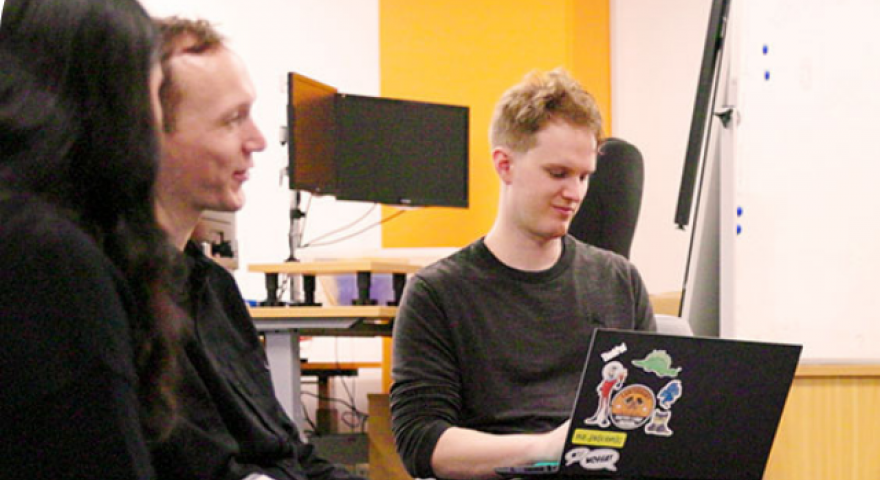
[549,170,566,178]
[226,109,249,125]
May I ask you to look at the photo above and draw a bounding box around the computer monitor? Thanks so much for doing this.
[287,72,338,194]
[286,73,470,208]
[334,93,469,208]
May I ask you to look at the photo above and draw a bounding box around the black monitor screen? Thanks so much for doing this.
[288,73,338,193]
[335,93,469,208]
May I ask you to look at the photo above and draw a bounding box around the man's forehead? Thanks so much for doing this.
[168,47,250,96]
[168,47,256,113]
[169,46,229,73]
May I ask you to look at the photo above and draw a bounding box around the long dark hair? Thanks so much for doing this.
[0,0,182,439]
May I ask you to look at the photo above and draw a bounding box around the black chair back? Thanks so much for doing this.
[568,137,644,259]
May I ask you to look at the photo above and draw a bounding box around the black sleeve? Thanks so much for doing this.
[629,263,657,332]
[150,376,256,480]
[155,412,366,480]
[0,363,154,480]
[208,261,366,480]
[292,441,366,480]
[155,248,365,480]
[0,203,153,479]
[389,275,461,479]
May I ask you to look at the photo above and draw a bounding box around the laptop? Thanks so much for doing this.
[496,328,802,479]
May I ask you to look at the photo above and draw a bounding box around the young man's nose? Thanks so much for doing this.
[245,120,267,153]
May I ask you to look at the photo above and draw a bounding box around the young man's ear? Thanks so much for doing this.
[492,147,515,185]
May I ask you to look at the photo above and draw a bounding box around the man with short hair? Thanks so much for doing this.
[390,68,656,480]
[150,16,364,480]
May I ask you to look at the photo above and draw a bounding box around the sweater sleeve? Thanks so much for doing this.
[389,273,463,479]
[0,202,152,479]
[628,263,657,332]
[0,362,154,479]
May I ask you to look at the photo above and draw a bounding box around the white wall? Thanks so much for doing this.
[614,0,880,362]
[731,0,880,361]
[611,0,712,296]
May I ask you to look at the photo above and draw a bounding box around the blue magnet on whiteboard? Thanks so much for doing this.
[764,71,771,81]
[737,206,743,217]
[737,225,742,235]
[762,44,769,55]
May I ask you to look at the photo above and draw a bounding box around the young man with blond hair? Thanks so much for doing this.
[390,69,656,480]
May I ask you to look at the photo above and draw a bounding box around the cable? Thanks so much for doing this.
[303,209,407,248]
[271,273,291,304]
[338,363,363,432]
[331,350,363,433]
[295,192,314,248]
[300,391,369,432]
[300,203,378,248]
[300,399,318,435]
[341,409,368,433]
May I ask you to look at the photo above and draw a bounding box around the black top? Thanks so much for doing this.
[151,243,363,480]
[0,194,153,480]
[390,236,656,478]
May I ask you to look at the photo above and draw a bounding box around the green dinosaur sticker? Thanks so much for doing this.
[632,350,682,378]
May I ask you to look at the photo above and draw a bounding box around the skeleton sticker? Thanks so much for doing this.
[610,384,655,430]
[584,361,627,428]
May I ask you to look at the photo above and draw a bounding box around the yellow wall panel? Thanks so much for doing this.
[379,0,610,248]
[571,0,611,135]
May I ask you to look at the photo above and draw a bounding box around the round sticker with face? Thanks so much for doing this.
[610,384,656,430]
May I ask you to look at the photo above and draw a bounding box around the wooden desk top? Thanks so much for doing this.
[301,362,382,372]
[795,364,880,378]
[249,259,422,275]
[249,305,397,319]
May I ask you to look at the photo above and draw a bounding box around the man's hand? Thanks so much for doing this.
[535,419,570,462]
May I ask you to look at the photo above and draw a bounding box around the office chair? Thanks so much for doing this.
[654,314,694,336]
[568,137,644,259]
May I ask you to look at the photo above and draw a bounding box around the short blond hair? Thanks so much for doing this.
[489,68,604,152]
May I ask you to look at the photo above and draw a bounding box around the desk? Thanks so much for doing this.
[249,260,420,431]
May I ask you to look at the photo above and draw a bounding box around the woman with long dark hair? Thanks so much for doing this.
[0,0,182,477]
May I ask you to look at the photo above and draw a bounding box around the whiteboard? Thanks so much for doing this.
[731,0,880,361]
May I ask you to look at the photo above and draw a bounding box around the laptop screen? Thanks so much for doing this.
[559,329,801,479]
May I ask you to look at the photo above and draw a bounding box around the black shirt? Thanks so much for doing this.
[151,243,363,480]
[390,236,656,478]
[0,194,153,480]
